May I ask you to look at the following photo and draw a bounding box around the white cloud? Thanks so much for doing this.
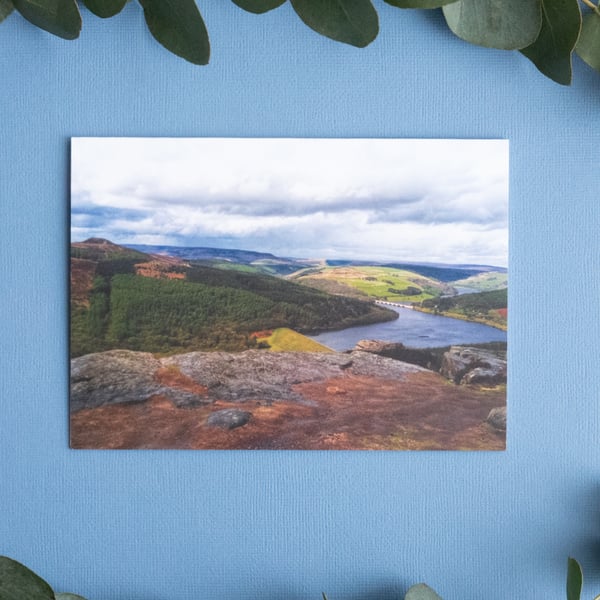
[71,137,508,266]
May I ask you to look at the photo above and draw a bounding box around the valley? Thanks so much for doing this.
[71,238,507,357]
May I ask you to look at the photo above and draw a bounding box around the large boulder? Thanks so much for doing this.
[71,349,162,412]
[354,339,439,370]
[440,346,506,385]
[70,349,212,412]
[207,409,252,430]
[487,406,507,431]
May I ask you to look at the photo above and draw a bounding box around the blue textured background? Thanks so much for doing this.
[1,3,599,599]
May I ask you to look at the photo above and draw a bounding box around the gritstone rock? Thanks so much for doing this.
[354,339,439,370]
[70,349,211,412]
[164,349,426,403]
[487,406,507,431]
[440,346,506,385]
[207,409,252,430]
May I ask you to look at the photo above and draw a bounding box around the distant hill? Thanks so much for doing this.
[127,243,291,265]
[124,244,507,283]
[125,243,320,276]
[383,262,506,283]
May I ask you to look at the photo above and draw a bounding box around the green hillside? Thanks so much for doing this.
[70,261,396,357]
[419,288,507,329]
[291,265,451,303]
[451,271,507,291]
[255,328,333,352]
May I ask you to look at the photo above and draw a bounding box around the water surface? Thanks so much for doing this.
[308,306,506,351]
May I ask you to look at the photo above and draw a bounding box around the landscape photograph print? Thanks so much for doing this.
[70,137,508,450]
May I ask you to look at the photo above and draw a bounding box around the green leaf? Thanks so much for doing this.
[385,0,458,8]
[443,0,542,50]
[575,9,600,73]
[138,0,210,65]
[520,0,581,85]
[405,583,443,600]
[567,557,583,600]
[0,556,56,600]
[290,0,379,48]
[231,0,286,14]
[56,594,88,600]
[12,0,81,39]
[82,0,128,18]
[0,0,14,23]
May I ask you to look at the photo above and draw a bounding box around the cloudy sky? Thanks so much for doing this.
[71,137,508,267]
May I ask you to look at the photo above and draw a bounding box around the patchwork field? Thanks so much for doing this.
[290,265,452,303]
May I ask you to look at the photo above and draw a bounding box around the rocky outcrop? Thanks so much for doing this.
[164,349,426,404]
[70,349,213,412]
[354,340,440,370]
[440,346,506,385]
[70,348,506,450]
[71,348,426,412]
[71,350,163,412]
[487,406,507,431]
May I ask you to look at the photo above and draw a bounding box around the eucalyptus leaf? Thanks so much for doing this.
[520,0,581,85]
[55,594,89,600]
[82,0,128,18]
[405,583,443,600]
[385,0,458,9]
[0,556,56,600]
[290,0,379,48]
[575,9,600,73]
[0,0,14,23]
[138,0,210,65]
[12,0,81,39]
[443,0,542,50]
[231,0,286,14]
[566,557,583,600]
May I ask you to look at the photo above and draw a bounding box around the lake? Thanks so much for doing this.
[308,306,507,351]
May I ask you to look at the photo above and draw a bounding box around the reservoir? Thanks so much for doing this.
[308,306,507,351]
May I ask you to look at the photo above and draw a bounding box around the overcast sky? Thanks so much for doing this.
[71,137,508,267]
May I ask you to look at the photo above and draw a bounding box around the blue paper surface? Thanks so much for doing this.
[1,3,599,598]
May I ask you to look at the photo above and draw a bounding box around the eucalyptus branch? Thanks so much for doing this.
[581,0,600,16]
[2,0,600,87]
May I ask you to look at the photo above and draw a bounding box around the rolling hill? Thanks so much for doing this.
[449,271,508,291]
[289,265,454,303]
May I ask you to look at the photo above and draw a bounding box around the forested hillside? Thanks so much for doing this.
[70,240,396,357]
[419,289,507,329]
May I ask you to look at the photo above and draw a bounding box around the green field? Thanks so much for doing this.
[255,328,333,352]
[291,265,451,303]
